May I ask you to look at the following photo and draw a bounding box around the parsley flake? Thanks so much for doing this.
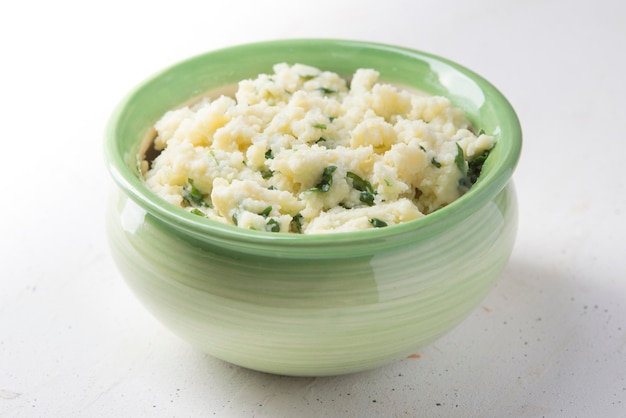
[369,218,388,228]
[347,171,376,206]
[290,213,303,233]
[182,178,206,207]
[260,206,272,217]
[310,165,337,192]
[190,208,205,217]
[467,148,492,184]
[266,218,281,232]
[455,143,466,173]
[260,167,274,179]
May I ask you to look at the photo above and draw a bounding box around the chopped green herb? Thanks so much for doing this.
[384,179,392,187]
[266,218,281,232]
[260,206,272,217]
[315,137,327,144]
[431,158,442,168]
[310,165,337,192]
[360,192,375,206]
[182,178,206,207]
[369,218,388,228]
[457,146,493,192]
[328,116,337,122]
[477,128,486,136]
[317,87,337,94]
[313,123,327,130]
[467,148,492,184]
[290,213,303,233]
[231,213,238,226]
[455,143,466,173]
[458,176,472,191]
[268,185,277,190]
[419,145,427,152]
[347,171,376,206]
[209,150,219,165]
[299,74,317,80]
[190,208,205,217]
[264,149,274,159]
[346,171,372,192]
[260,168,274,179]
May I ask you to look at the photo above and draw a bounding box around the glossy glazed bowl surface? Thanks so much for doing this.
[105,39,521,376]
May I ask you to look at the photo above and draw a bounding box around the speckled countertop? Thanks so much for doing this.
[1,1,625,417]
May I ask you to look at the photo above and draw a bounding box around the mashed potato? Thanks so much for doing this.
[141,63,494,234]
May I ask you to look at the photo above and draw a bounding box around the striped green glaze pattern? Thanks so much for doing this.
[104,40,521,376]
[107,183,517,376]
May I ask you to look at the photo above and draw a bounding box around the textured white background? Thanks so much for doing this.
[1,0,625,417]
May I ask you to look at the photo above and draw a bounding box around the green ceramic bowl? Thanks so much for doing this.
[104,39,521,376]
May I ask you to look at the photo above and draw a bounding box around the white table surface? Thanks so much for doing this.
[1,0,625,417]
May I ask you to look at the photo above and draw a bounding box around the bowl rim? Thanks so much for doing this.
[104,38,521,256]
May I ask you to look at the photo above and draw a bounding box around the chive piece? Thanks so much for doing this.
[310,165,337,192]
[455,143,466,173]
[315,137,327,144]
[182,178,205,207]
[313,123,327,130]
[266,218,280,232]
[317,87,337,94]
[260,206,272,218]
[232,213,238,226]
[190,208,205,217]
[419,145,426,152]
[477,128,486,136]
[369,218,388,228]
[290,213,303,233]
[265,149,273,159]
[431,158,442,168]
[299,74,317,80]
[346,171,376,206]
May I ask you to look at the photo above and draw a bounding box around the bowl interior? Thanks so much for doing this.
[105,39,521,256]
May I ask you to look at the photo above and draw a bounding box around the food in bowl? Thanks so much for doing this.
[141,63,494,234]
[105,39,521,376]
